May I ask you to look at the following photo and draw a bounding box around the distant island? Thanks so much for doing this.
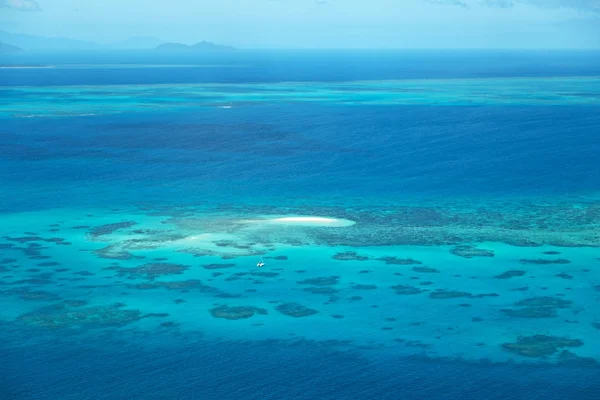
[155,41,235,52]
[0,42,24,53]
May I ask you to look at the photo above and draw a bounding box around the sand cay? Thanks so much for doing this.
[240,216,356,228]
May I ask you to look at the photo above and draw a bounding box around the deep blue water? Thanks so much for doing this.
[2,50,600,86]
[2,51,600,399]
[2,104,600,212]
[3,335,600,400]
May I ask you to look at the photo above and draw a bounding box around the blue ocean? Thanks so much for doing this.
[1,50,600,399]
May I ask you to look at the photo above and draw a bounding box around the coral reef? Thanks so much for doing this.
[520,259,571,265]
[352,284,377,290]
[376,257,422,265]
[500,296,571,318]
[209,305,267,320]
[412,266,440,273]
[557,350,600,367]
[275,302,318,317]
[303,287,338,294]
[16,302,143,329]
[429,289,472,299]
[107,263,189,279]
[297,276,339,286]
[391,284,427,295]
[450,245,494,258]
[495,270,526,279]
[502,335,583,357]
[555,273,573,280]
[88,221,137,238]
[95,245,135,260]
[203,263,236,269]
[333,251,369,261]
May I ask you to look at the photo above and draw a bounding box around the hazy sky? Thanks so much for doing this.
[1,0,599,48]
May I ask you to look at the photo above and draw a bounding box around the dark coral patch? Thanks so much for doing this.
[88,221,137,238]
[555,273,573,280]
[391,284,427,295]
[557,350,600,367]
[543,251,561,255]
[73,271,95,276]
[352,284,377,290]
[17,303,143,329]
[412,266,439,273]
[502,335,583,357]
[275,302,318,317]
[377,256,422,265]
[37,262,60,267]
[130,283,160,290]
[303,287,338,295]
[108,263,189,278]
[495,270,526,279]
[203,263,236,270]
[450,245,494,258]
[158,280,218,292]
[4,288,60,301]
[297,276,339,286]
[429,289,472,299]
[210,305,267,320]
[333,251,369,261]
[516,296,572,308]
[520,259,571,265]
[63,300,88,307]
[500,296,571,318]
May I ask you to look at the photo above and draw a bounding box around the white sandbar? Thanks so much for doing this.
[240,216,355,227]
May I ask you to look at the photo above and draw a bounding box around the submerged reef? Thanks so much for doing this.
[106,263,189,279]
[391,284,427,295]
[95,245,135,260]
[333,251,369,261]
[520,259,571,265]
[557,350,600,367]
[209,305,267,320]
[297,276,339,286]
[203,263,236,270]
[495,270,526,279]
[500,296,572,318]
[450,245,494,258]
[412,266,439,273]
[16,302,143,329]
[376,257,422,265]
[502,335,583,358]
[275,302,318,317]
[429,289,472,299]
[352,284,377,290]
[303,287,338,295]
[88,221,137,239]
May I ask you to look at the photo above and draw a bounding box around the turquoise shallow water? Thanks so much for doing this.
[1,203,599,364]
[1,52,600,399]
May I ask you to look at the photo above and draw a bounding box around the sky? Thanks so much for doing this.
[1,0,599,48]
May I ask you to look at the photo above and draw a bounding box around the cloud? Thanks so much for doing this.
[0,0,40,11]
[427,0,600,11]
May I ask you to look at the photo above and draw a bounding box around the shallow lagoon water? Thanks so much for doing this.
[1,51,600,399]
